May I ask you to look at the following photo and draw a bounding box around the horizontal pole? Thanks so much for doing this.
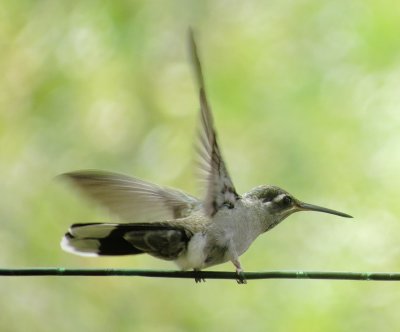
[1,268,400,281]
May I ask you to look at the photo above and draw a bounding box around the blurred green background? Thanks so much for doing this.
[1,0,400,331]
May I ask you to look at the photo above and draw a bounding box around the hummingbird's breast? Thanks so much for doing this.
[174,201,266,270]
[203,202,266,263]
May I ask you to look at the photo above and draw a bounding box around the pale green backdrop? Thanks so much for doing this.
[1,0,400,331]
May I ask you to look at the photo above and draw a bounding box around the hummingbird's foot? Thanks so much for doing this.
[231,258,247,284]
[235,268,247,284]
[193,269,206,283]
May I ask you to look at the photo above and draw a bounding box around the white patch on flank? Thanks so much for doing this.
[174,232,207,270]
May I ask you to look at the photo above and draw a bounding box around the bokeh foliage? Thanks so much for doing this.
[1,0,400,331]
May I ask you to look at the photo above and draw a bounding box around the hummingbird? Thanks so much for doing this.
[60,31,352,284]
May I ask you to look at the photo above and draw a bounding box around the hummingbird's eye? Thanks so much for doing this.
[281,195,292,206]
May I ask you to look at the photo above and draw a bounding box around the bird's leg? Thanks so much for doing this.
[193,269,206,283]
[231,259,247,284]
[227,239,247,284]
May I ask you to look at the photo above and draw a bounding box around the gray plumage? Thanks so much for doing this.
[60,30,352,284]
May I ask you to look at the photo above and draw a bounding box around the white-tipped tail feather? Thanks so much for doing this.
[61,223,143,256]
[60,234,100,257]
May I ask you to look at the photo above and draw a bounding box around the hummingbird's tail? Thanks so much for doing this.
[61,223,144,256]
[61,222,191,259]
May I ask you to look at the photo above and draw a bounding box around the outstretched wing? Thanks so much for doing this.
[60,170,200,222]
[189,30,240,217]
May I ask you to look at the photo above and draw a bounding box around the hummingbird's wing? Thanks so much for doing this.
[60,170,200,223]
[189,30,240,217]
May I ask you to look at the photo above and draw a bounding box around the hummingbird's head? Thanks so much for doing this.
[244,185,352,225]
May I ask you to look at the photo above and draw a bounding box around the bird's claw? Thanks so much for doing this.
[236,269,247,284]
[194,270,206,283]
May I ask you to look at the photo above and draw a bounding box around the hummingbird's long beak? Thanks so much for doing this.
[297,202,353,218]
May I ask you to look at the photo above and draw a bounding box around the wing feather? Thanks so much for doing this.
[189,29,240,216]
[60,170,200,222]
